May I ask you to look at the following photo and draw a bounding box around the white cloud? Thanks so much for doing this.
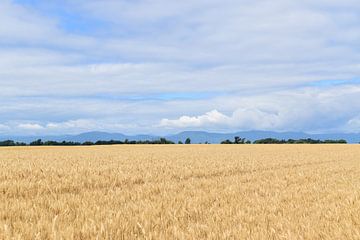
[1,0,360,135]
[0,124,10,131]
[46,119,96,130]
[0,1,95,48]
[159,85,360,133]
[344,116,360,133]
[43,119,139,135]
[159,109,283,131]
[1,0,359,99]
[160,110,231,128]
[0,83,358,135]
[17,123,44,130]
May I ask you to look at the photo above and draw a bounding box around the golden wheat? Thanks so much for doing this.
[0,145,359,239]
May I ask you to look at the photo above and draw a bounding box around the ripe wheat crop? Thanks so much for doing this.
[0,145,359,239]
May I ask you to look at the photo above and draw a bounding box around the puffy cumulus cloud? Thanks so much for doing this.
[159,85,360,133]
[160,110,231,128]
[159,109,285,131]
[46,119,97,130]
[44,119,137,133]
[0,119,139,135]
[0,83,359,135]
[17,123,44,130]
[343,116,360,133]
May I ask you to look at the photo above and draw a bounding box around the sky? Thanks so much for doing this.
[1,0,360,135]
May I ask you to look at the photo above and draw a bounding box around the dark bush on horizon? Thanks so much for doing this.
[22,138,176,146]
[221,137,251,144]
[44,141,81,146]
[0,140,26,146]
[253,138,347,144]
[30,139,44,146]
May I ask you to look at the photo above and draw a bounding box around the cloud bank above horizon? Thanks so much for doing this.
[1,0,360,135]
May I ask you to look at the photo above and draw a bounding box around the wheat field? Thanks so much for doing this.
[0,145,359,239]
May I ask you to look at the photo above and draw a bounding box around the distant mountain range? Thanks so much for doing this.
[1,130,360,143]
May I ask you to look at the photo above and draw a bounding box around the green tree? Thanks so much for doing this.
[234,136,246,144]
[221,139,232,144]
[185,138,191,144]
[30,139,43,146]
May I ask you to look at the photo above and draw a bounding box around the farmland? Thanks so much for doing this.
[0,145,359,239]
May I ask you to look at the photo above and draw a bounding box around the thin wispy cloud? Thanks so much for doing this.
[1,0,360,135]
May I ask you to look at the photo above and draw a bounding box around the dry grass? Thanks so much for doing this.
[0,145,359,239]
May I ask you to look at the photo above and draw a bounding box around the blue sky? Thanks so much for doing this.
[1,0,360,135]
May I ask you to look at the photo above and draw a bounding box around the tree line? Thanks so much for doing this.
[0,136,348,147]
[0,138,176,146]
[221,137,347,144]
